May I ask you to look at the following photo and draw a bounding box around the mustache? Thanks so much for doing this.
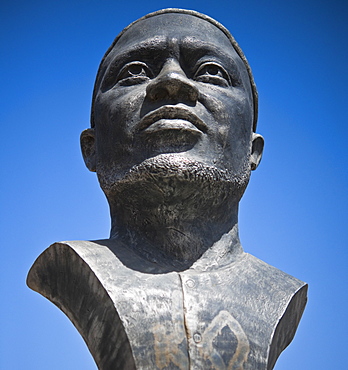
[137,106,207,133]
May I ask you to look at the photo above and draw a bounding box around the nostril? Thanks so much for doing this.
[146,79,171,101]
[183,84,198,102]
[150,87,168,101]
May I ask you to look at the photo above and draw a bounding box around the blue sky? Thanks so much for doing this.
[1,1,347,369]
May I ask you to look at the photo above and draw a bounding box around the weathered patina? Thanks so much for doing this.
[28,9,307,369]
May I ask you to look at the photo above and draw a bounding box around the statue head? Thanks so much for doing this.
[80,9,264,259]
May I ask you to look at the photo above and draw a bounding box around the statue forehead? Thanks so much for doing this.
[109,13,235,57]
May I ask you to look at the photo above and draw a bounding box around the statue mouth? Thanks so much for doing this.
[137,106,207,134]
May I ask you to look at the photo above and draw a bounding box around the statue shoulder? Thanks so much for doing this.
[27,239,137,369]
[241,253,308,369]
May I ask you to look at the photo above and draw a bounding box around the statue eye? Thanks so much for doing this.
[117,62,152,84]
[194,62,231,87]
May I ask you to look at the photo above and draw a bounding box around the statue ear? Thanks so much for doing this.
[80,128,96,172]
[250,133,264,171]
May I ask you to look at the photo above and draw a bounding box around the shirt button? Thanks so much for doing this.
[193,332,202,343]
[186,278,196,288]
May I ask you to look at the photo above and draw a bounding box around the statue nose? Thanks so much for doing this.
[146,59,198,103]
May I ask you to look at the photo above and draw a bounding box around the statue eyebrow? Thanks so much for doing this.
[106,37,169,67]
[181,37,230,55]
[107,36,236,65]
[101,36,243,86]
[179,40,242,80]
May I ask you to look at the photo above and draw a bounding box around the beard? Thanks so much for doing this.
[96,153,251,264]
[98,153,251,200]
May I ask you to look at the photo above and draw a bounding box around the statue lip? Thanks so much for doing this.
[138,106,207,134]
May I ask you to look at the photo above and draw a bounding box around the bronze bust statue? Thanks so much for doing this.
[28,9,307,370]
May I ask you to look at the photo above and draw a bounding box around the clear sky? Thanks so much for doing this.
[1,1,347,369]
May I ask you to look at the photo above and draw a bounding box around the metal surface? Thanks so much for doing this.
[28,9,307,369]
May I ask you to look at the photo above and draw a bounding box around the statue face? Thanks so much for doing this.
[82,13,263,195]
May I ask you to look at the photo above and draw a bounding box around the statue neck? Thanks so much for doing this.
[107,180,243,271]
